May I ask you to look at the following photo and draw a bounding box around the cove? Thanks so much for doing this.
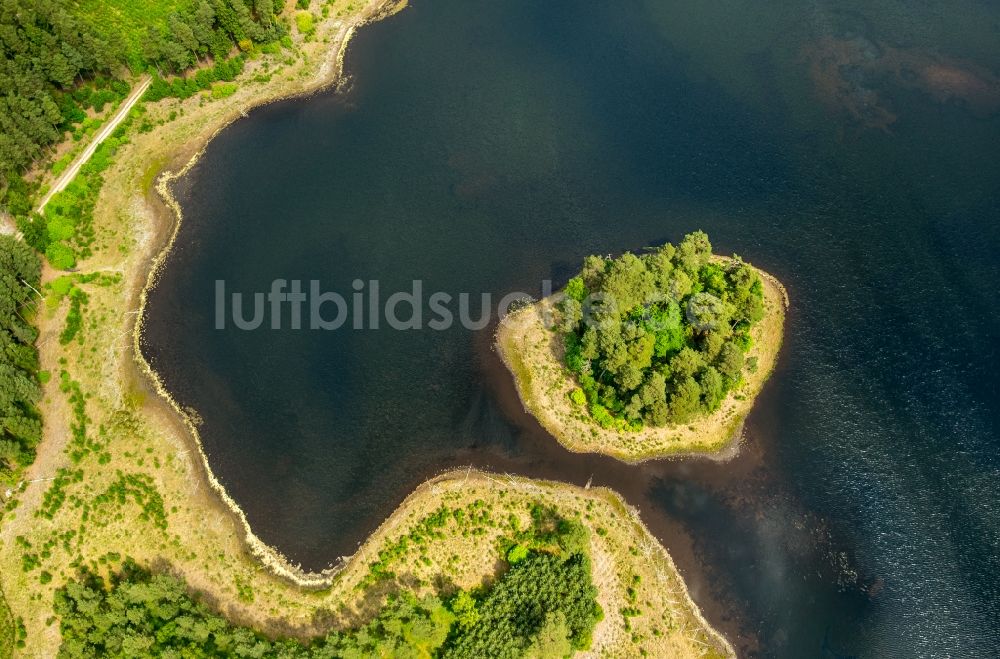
[142,0,1000,655]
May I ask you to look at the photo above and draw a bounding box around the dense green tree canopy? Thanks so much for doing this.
[0,0,117,191]
[0,236,42,474]
[559,231,765,430]
[56,509,601,658]
[0,0,285,210]
[141,0,284,73]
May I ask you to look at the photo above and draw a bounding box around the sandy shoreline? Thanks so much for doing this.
[2,1,731,654]
[127,0,736,642]
[496,261,788,464]
[130,0,406,586]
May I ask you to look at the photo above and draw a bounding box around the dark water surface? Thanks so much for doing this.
[143,1,1000,656]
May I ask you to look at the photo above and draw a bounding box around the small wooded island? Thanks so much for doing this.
[499,232,787,462]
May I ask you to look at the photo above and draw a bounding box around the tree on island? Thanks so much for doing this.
[559,231,764,431]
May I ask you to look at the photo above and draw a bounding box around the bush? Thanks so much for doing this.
[0,584,13,657]
[295,11,315,35]
[507,543,530,563]
[211,83,238,100]
[145,57,247,104]
[589,403,617,429]
[15,215,49,253]
[58,288,88,345]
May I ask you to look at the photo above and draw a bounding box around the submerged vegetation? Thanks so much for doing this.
[558,231,765,430]
[55,508,601,658]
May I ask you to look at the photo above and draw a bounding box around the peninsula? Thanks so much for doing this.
[0,1,733,657]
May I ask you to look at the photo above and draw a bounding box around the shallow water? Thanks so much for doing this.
[143,0,1000,655]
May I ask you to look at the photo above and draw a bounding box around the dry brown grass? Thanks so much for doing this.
[497,263,788,463]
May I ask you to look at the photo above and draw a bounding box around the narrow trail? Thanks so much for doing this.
[36,75,152,214]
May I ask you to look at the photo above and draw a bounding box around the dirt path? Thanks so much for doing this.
[36,75,152,214]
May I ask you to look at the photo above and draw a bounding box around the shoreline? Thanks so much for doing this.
[131,0,405,587]
[344,468,738,657]
[128,5,737,645]
[496,262,789,464]
[2,1,732,654]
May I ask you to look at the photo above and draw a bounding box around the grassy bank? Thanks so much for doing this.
[0,0,403,654]
[0,0,731,656]
[54,472,732,657]
[497,261,788,462]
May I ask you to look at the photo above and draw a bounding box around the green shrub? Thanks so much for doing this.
[58,288,88,345]
[589,403,616,429]
[295,11,315,35]
[211,83,238,100]
[45,243,75,271]
[506,543,530,564]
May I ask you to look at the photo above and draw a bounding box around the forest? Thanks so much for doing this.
[559,231,765,429]
[0,236,42,476]
[55,508,602,658]
[0,0,286,214]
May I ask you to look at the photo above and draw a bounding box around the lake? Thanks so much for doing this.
[142,0,1000,655]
